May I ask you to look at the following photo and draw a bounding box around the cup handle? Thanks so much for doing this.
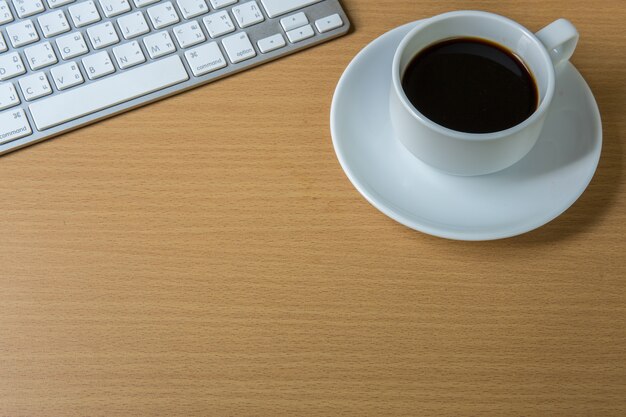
[535,19,579,67]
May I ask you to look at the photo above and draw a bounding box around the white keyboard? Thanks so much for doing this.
[0,0,349,155]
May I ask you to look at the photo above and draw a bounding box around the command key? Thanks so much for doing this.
[0,109,32,145]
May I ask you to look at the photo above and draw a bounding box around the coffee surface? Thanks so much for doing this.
[402,37,539,134]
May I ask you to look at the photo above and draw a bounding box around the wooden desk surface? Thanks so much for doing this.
[1,1,625,415]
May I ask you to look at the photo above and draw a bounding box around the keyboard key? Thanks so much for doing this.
[147,1,180,29]
[177,0,209,19]
[280,12,307,32]
[185,41,227,76]
[112,41,146,69]
[143,31,176,58]
[69,1,101,27]
[51,61,84,90]
[24,41,58,70]
[0,52,26,80]
[260,0,320,18]
[286,24,313,43]
[133,0,159,6]
[19,72,53,101]
[12,0,45,18]
[99,0,131,17]
[0,33,7,52]
[209,0,236,8]
[0,83,20,111]
[203,10,235,38]
[315,13,343,33]
[232,1,264,28]
[30,55,190,130]
[56,32,89,59]
[222,31,256,63]
[47,0,76,7]
[82,51,115,79]
[19,72,52,101]
[38,10,71,38]
[0,109,31,145]
[173,21,205,48]
[6,20,40,48]
[0,1,14,24]
[117,11,150,39]
[87,21,120,49]
[257,33,285,53]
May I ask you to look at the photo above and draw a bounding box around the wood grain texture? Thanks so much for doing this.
[0,1,625,416]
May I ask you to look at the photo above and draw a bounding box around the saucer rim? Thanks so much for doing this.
[330,20,603,241]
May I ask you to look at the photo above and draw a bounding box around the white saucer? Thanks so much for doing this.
[331,21,602,241]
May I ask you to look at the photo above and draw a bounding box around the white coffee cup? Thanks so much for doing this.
[389,11,579,176]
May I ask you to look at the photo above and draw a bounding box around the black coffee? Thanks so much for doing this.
[402,37,539,134]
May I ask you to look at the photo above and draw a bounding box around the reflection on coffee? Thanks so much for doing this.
[402,37,539,134]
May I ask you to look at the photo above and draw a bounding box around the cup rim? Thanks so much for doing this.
[391,10,557,141]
